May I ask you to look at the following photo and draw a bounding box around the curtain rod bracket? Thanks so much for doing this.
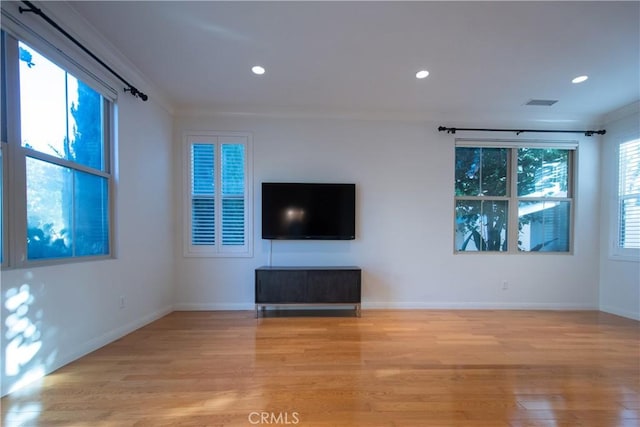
[438,126,605,137]
[438,126,456,134]
[124,87,148,101]
[19,5,39,14]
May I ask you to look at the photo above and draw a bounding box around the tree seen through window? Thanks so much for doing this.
[19,42,108,260]
[455,146,573,253]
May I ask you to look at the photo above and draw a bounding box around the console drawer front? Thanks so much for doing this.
[255,270,307,303]
[307,270,361,303]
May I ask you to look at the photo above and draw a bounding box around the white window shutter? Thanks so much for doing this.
[184,133,252,257]
[191,143,215,245]
[618,139,640,250]
[221,143,246,246]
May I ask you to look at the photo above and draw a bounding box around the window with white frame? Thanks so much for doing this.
[184,133,252,257]
[1,145,5,266]
[614,138,640,259]
[455,141,575,253]
[1,32,114,267]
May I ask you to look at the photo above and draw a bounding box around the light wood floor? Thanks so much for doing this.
[2,310,639,427]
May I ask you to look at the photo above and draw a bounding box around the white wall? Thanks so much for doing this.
[0,65,175,398]
[174,115,601,311]
[599,102,640,320]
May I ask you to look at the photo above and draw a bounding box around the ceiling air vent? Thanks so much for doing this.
[525,99,558,106]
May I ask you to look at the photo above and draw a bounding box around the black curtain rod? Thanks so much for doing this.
[19,1,148,101]
[438,126,605,137]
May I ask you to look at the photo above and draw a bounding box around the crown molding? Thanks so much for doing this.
[13,1,175,114]
[603,100,640,125]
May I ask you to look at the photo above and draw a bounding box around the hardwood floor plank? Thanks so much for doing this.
[2,310,638,426]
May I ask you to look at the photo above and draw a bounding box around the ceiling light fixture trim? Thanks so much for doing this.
[571,75,589,84]
[252,65,266,75]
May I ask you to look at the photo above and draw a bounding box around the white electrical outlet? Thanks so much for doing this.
[502,280,508,290]
[119,295,126,309]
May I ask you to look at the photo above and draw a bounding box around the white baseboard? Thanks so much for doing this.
[599,305,640,321]
[173,302,254,311]
[52,305,174,373]
[362,301,598,310]
[57,304,175,365]
[173,301,598,311]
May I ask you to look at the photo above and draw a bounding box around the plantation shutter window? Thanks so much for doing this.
[617,139,640,251]
[184,133,252,257]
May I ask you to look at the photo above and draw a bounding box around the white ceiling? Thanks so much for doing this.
[68,1,639,124]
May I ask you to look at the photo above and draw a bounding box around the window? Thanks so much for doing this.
[1,147,5,266]
[1,32,7,266]
[1,33,113,267]
[614,138,640,258]
[184,133,252,257]
[455,142,574,253]
[455,147,509,251]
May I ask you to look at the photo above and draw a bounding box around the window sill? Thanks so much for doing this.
[183,250,253,259]
[609,252,640,263]
[1,254,115,270]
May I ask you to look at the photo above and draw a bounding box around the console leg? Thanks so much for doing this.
[356,304,361,317]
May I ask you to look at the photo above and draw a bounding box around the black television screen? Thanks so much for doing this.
[262,183,356,240]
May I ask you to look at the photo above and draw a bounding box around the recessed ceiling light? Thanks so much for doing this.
[572,75,588,84]
[251,65,266,75]
[416,70,430,79]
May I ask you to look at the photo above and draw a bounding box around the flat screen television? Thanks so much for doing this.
[262,183,356,240]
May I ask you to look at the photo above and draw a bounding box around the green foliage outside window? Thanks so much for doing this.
[18,42,109,260]
[455,146,572,253]
[455,148,508,251]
